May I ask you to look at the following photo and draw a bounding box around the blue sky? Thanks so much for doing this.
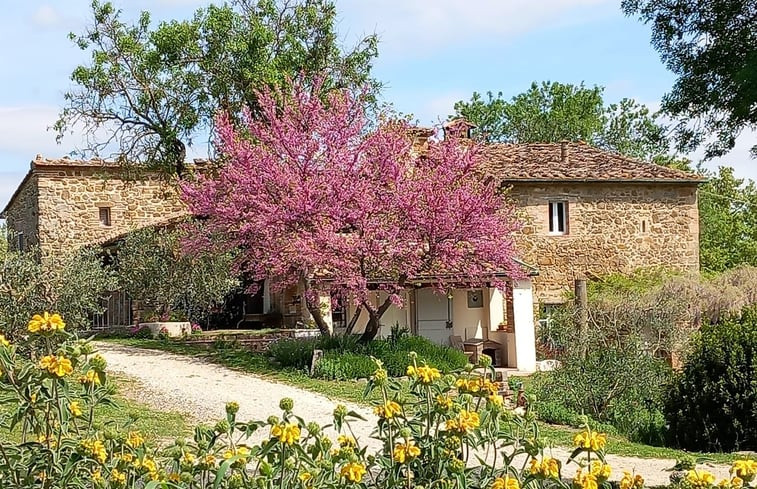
[1,0,755,209]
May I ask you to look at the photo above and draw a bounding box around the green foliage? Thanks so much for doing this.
[453,81,668,161]
[623,0,757,159]
[57,0,379,175]
[698,166,757,272]
[665,307,757,452]
[532,340,672,445]
[115,224,239,323]
[268,334,468,379]
[0,241,116,341]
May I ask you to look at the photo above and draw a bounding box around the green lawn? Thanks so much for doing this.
[105,338,737,463]
[0,374,189,444]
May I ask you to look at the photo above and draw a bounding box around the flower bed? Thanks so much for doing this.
[0,312,755,489]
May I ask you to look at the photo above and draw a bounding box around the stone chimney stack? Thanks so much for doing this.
[409,127,435,154]
[442,118,477,140]
[560,141,569,163]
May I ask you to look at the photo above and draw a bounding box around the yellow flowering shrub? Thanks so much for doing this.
[6,312,757,489]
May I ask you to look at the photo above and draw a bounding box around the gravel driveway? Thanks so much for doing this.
[98,342,731,486]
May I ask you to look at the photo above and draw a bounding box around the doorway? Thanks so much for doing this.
[415,288,451,345]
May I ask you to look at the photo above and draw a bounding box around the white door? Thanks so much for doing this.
[415,289,451,345]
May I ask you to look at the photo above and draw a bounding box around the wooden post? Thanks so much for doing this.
[574,278,588,358]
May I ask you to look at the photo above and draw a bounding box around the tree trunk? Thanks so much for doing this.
[305,299,332,337]
[345,305,363,335]
[171,138,187,177]
[359,296,394,342]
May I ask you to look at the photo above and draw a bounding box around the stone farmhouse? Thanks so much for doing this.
[1,143,703,371]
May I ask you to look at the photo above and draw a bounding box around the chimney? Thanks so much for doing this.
[560,141,569,163]
[442,118,477,140]
[409,127,435,154]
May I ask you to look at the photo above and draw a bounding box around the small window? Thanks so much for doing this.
[548,201,568,235]
[640,219,648,234]
[98,207,112,227]
[16,232,25,252]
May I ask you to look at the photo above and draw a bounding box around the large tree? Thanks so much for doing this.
[453,81,669,161]
[623,0,757,159]
[55,0,379,176]
[698,166,757,272]
[182,80,524,340]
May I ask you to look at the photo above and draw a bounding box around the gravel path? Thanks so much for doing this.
[98,342,731,486]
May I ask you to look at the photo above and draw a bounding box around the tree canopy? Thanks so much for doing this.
[698,166,757,272]
[56,0,379,176]
[182,80,524,340]
[453,81,669,161]
[623,0,757,159]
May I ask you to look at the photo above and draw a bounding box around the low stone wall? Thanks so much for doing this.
[182,329,320,353]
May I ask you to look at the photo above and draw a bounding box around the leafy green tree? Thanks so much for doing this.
[698,166,757,272]
[56,0,379,176]
[453,81,668,161]
[0,238,117,340]
[623,0,757,159]
[115,225,239,323]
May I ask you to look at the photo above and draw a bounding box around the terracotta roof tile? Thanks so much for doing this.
[480,141,704,183]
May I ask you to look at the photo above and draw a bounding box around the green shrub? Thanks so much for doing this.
[665,308,757,451]
[532,340,671,444]
[268,334,468,379]
[311,352,377,380]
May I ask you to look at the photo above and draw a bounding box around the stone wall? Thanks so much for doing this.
[3,174,39,251]
[508,182,700,304]
[34,165,186,260]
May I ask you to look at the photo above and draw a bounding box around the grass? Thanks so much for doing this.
[0,374,189,444]
[106,338,739,463]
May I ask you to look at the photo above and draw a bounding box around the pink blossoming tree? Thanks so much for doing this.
[182,81,523,341]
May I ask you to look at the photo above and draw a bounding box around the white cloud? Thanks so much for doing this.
[337,0,614,58]
[693,129,757,181]
[31,5,61,27]
[0,105,63,159]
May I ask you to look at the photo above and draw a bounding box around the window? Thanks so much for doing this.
[98,207,112,227]
[548,201,568,235]
[16,232,24,252]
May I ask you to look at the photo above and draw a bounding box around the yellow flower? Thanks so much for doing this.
[28,312,66,334]
[81,438,107,463]
[68,401,83,417]
[91,469,103,482]
[168,472,181,482]
[732,460,757,482]
[620,471,645,489]
[445,410,480,434]
[223,445,251,462]
[488,394,504,407]
[529,458,560,479]
[436,395,453,410]
[338,434,357,448]
[0,334,10,347]
[110,468,126,485]
[573,469,599,489]
[271,422,301,445]
[202,454,217,467]
[79,370,101,385]
[374,400,402,419]
[406,365,416,376]
[182,452,195,464]
[120,453,134,463]
[589,461,612,481]
[126,431,144,448]
[341,462,367,483]
[299,472,313,483]
[573,429,607,452]
[393,440,421,463]
[492,476,520,489]
[39,354,73,377]
[687,470,716,486]
[415,365,441,384]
